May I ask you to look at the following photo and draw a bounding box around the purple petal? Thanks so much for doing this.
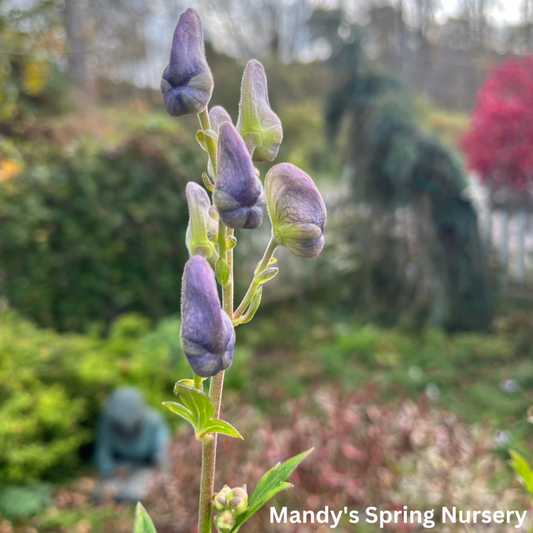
[161,9,213,117]
[180,256,234,377]
[214,122,265,230]
[209,106,232,134]
[265,163,326,258]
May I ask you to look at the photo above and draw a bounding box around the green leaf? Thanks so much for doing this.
[196,130,208,152]
[162,401,194,425]
[201,419,243,440]
[134,502,157,533]
[509,450,533,496]
[229,448,313,533]
[174,381,214,431]
[168,380,241,442]
[202,172,214,192]
[255,267,278,285]
[216,259,230,286]
[226,235,237,250]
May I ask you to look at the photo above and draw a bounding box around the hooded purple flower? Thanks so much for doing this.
[265,163,326,258]
[180,256,235,377]
[209,106,232,135]
[237,60,283,162]
[161,8,214,117]
[213,122,265,230]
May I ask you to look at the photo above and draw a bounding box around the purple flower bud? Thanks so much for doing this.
[180,256,235,377]
[214,122,265,230]
[237,60,283,162]
[161,9,214,117]
[265,163,326,258]
[209,106,232,135]
[185,182,217,261]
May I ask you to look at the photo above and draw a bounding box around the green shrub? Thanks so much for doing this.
[0,310,188,484]
[0,132,196,331]
[0,484,51,521]
[0,308,251,486]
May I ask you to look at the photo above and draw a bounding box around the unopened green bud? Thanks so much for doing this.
[214,510,235,533]
[228,495,247,516]
[237,60,283,162]
[230,486,248,512]
[213,493,227,512]
[186,182,217,261]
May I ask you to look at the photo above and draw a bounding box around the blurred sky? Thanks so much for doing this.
[442,0,524,25]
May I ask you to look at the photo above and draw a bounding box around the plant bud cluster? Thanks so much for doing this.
[161,8,327,378]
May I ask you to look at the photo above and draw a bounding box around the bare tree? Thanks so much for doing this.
[194,0,314,61]
[63,0,89,89]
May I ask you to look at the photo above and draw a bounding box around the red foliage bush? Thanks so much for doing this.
[462,55,533,192]
[147,386,524,533]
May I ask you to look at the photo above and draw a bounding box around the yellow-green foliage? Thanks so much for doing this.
[0,310,187,485]
[413,96,468,148]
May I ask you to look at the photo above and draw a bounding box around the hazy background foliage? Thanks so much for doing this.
[2,0,533,531]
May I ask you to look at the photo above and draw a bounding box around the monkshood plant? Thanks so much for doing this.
[135,8,326,533]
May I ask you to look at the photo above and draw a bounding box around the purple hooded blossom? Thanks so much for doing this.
[180,256,235,377]
[209,106,232,134]
[213,122,265,230]
[237,60,283,162]
[265,163,326,258]
[161,9,214,117]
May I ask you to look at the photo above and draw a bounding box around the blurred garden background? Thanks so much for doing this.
[2,0,533,530]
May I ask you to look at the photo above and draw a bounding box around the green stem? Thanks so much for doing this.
[194,374,203,391]
[198,109,217,175]
[196,106,231,533]
[234,236,278,319]
[198,371,223,533]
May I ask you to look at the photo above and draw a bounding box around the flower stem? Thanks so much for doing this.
[198,109,217,175]
[234,236,278,319]
[194,374,203,391]
[196,106,232,533]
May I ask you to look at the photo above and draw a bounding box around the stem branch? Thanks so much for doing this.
[234,236,278,319]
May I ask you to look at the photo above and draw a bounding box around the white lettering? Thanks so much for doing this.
[442,507,456,523]
[516,511,528,529]
[366,507,378,524]
[270,507,287,524]
[331,510,343,528]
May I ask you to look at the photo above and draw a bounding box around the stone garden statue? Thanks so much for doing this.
[94,386,170,501]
